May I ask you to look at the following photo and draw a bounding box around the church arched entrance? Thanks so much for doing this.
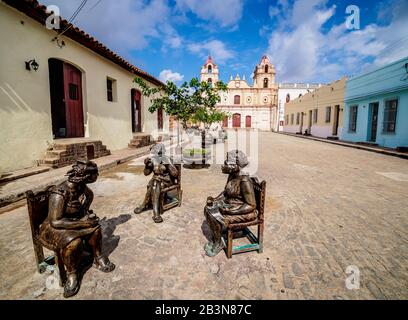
[233,113,241,128]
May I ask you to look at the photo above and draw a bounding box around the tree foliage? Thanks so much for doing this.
[133,77,229,128]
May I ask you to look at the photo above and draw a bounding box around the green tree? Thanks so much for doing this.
[133,77,228,129]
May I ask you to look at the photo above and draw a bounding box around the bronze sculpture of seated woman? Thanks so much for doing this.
[204,150,257,257]
[134,143,179,223]
[39,160,115,298]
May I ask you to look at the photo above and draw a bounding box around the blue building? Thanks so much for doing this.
[342,57,408,149]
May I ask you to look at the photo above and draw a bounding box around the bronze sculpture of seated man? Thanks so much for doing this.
[204,150,257,257]
[39,160,115,298]
[134,143,179,223]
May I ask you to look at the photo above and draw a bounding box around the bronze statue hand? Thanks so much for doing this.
[206,197,214,207]
[219,207,229,215]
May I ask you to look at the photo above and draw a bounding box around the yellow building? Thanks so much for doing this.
[283,77,347,139]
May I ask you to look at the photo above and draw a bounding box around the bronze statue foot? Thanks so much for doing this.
[94,256,115,273]
[63,273,80,298]
[134,205,148,214]
[204,241,225,257]
[152,215,164,223]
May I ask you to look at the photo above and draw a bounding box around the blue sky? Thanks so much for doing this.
[41,0,408,84]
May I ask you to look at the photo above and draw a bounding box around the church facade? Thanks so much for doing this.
[200,56,278,131]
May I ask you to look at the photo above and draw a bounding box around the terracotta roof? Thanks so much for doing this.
[2,0,164,86]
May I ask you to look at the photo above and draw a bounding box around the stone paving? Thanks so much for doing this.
[0,132,407,300]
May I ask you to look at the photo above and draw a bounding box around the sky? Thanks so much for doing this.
[40,0,408,85]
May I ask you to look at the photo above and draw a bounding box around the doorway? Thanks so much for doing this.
[368,102,379,142]
[332,105,340,136]
[49,59,84,138]
[233,113,241,128]
[308,110,312,133]
[131,89,142,133]
[158,108,164,131]
[223,116,228,128]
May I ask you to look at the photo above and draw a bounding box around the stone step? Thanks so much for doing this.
[129,134,154,149]
[39,139,111,168]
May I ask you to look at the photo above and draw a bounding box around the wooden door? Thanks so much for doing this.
[223,116,228,128]
[158,108,163,131]
[63,63,84,138]
[369,103,379,142]
[232,113,241,128]
[132,90,142,133]
[333,105,340,136]
[245,115,252,128]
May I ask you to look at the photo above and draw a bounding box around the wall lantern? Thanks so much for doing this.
[25,59,39,71]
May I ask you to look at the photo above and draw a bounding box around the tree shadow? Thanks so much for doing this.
[99,214,132,258]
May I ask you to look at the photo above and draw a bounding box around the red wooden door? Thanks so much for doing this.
[223,116,228,128]
[158,108,163,131]
[132,89,142,132]
[245,115,252,128]
[63,63,84,138]
[232,113,241,128]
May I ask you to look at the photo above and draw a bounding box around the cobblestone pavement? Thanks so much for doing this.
[1,132,407,300]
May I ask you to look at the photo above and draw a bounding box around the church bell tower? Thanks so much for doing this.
[253,55,275,89]
[200,55,219,86]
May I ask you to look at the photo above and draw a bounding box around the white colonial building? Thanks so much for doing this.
[0,0,168,173]
[200,55,278,131]
[277,83,323,131]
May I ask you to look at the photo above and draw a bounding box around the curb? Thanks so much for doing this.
[0,141,181,210]
[278,132,408,160]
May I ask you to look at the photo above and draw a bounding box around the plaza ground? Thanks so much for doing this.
[0,132,407,299]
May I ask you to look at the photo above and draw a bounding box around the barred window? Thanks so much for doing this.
[313,109,318,124]
[286,115,289,125]
[383,99,398,133]
[325,106,331,123]
[291,114,294,125]
[349,105,358,132]
[296,113,300,125]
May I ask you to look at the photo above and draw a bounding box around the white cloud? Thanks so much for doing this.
[40,0,178,55]
[176,0,244,27]
[265,0,408,82]
[187,40,234,64]
[159,70,185,83]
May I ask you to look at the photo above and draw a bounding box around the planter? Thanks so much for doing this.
[182,148,211,168]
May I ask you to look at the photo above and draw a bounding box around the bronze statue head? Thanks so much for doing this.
[221,150,249,174]
[150,143,166,157]
[66,160,99,184]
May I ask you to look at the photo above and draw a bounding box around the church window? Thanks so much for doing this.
[234,95,241,105]
[286,94,290,103]
[208,65,212,74]
[263,78,269,88]
[265,65,269,73]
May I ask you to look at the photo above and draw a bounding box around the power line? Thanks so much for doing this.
[376,35,408,57]
[56,0,88,39]
[86,0,103,13]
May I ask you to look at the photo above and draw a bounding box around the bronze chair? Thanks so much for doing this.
[224,178,266,259]
[159,163,183,214]
[26,186,67,286]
